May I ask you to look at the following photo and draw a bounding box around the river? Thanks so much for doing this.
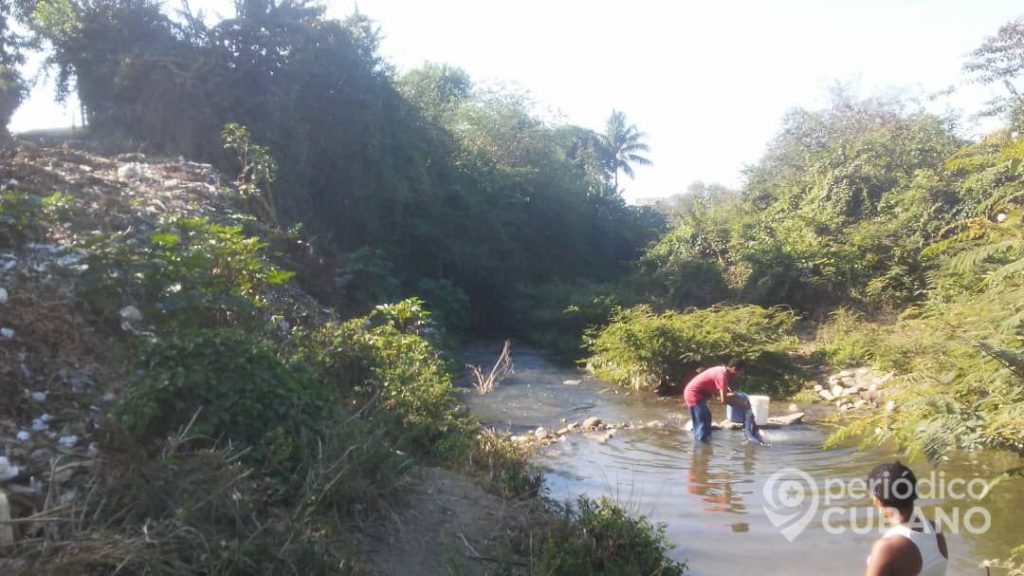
[462,343,1024,576]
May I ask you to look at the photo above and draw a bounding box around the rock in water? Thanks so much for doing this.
[534,427,549,440]
[582,416,602,429]
[768,412,805,426]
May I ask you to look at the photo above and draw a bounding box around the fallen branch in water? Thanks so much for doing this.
[468,340,514,395]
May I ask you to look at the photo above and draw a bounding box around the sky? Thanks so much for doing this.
[10,0,1023,202]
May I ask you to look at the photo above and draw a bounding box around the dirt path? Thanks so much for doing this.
[360,468,538,575]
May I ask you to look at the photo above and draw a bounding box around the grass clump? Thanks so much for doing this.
[537,496,687,576]
[587,304,802,397]
[814,308,882,368]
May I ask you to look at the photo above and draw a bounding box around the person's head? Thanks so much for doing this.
[868,461,917,514]
[726,357,745,376]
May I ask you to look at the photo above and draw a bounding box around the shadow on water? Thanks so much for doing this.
[461,341,1024,576]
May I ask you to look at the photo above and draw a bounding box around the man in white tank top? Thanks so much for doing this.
[865,461,949,576]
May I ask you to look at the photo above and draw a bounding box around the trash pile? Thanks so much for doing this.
[0,143,332,552]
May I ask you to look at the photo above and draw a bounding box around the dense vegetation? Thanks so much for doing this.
[5,1,1024,572]
[17,0,662,331]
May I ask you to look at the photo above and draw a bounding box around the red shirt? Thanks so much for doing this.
[683,366,730,407]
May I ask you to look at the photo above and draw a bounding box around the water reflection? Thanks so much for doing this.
[687,443,746,514]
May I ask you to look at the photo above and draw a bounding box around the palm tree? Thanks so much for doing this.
[600,109,652,192]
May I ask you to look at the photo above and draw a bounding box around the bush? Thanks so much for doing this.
[296,299,466,454]
[587,304,802,397]
[120,330,333,469]
[538,496,687,576]
[80,216,293,329]
[507,280,631,361]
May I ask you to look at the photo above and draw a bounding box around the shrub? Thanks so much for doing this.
[80,216,293,328]
[587,304,802,397]
[296,299,466,454]
[507,280,631,361]
[538,496,687,576]
[119,330,333,469]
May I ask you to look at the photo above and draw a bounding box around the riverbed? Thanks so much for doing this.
[462,343,1024,576]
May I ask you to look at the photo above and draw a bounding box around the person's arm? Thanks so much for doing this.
[717,371,729,404]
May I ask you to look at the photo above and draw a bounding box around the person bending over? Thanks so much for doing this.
[683,358,747,442]
[865,461,948,576]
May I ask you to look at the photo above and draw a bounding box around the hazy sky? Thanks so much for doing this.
[11,0,1023,201]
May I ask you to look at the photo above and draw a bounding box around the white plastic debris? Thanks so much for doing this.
[40,413,53,423]
[0,287,7,304]
[0,458,20,482]
[117,163,148,181]
[119,306,143,322]
[16,431,30,442]
[997,213,1008,223]
[30,391,47,403]
[31,419,48,431]
[58,435,79,448]
[0,328,13,339]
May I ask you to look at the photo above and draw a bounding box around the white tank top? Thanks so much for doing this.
[867,522,948,576]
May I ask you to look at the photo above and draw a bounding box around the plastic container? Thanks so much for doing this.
[749,395,770,426]
[726,392,749,423]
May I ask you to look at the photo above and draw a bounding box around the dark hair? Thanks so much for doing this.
[727,358,745,371]
[868,461,917,510]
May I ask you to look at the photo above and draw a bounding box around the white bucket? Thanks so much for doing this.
[749,395,770,426]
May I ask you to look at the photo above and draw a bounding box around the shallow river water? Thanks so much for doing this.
[462,343,1024,576]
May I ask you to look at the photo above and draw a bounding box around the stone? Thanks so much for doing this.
[876,371,896,386]
[30,391,47,403]
[567,421,580,430]
[556,427,569,436]
[853,400,868,409]
[534,427,549,440]
[788,403,799,412]
[0,328,13,339]
[830,384,845,398]
[819,389,834,401]
[646,419,666,429]
[582,416,602,429]
[769,412,805,426]
[856,367,870,376]
[719,420,743,430]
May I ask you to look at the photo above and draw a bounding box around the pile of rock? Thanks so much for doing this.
[511,411,808,446]
[812,367,894,411]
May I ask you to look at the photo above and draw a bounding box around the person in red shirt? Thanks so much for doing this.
[684,358,748,442]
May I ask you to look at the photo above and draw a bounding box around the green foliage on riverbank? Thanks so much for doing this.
[587,304,802,397]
